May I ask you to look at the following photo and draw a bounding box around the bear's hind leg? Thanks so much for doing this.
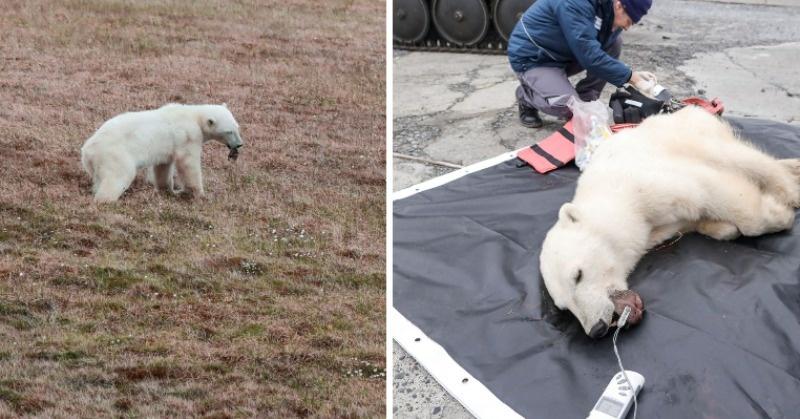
[153,163,175,194]
[779,158,800,208]
[93,164,136,203]
[720,147,800,207]
[697,220,740,241]
[755,194,795,235]
[733,193,795,237]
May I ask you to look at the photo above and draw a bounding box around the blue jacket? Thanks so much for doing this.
[507,0,631,87]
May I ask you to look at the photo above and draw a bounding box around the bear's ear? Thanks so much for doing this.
[558,203,580,223]
[222,103,228,108]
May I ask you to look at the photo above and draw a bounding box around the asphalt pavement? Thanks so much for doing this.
[392,0,800,417]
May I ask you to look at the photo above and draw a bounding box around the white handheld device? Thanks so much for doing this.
[586,370,645,419]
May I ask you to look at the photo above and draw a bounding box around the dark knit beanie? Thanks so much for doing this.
[619,0,652,23]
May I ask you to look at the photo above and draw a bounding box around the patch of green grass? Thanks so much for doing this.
[0,379,50,414]
[354,299,374,317]
[85,223,112,237]
[115,361,194,382]
[94,300,126,313]
[329,316,354,332]
[52,267,143,292]
[27,350,89,366]
[125,342,170,356]
[66,374,114,390]
[77,323,97,333]
[0,203,34,218]
[167,387,207,400]
[269,278,315,296]
[144,264,222,294]
[158,210,212,231]
[0,301,38,331]
[202,363,231,375]
[0,385,24,411]
[50,275,84,287]
[130,35,168,55]
[232,323,265,339]
[190,325,217,342]
[331,272,384,289]
[92,267,142,291]
[0,205,67,249]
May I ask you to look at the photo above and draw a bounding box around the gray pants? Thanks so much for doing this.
[515,36,623,118]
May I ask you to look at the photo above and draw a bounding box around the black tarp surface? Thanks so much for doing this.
[393,118,800,419]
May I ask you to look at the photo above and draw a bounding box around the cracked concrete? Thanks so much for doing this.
[392,0,800,417]
[680,42,800,122]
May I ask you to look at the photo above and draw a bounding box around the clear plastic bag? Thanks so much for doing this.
[567,96,613,170]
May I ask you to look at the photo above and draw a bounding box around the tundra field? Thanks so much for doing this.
[0,0,385,417]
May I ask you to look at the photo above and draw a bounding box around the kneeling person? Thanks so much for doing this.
[507,0,654,127]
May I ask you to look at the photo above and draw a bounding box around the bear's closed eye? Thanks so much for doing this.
[575,270,582,284]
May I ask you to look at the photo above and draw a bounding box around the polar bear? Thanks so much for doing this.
[80,103,243,203]
[539,106,800,338]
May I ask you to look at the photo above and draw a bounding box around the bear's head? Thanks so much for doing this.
[201,104,244,156]
[539,202,644,338]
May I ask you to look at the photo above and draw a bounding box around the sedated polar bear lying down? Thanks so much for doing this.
[540,106,800,338]
[80,103,243,203]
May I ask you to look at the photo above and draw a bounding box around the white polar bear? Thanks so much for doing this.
[539,106,800,338]
[80,103,243,203]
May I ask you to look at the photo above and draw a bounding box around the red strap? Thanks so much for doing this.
[517,147,558,173]
[681,97,725,115]
[517,120,575,174]
[610,123,639,132]
[537,132,575,163]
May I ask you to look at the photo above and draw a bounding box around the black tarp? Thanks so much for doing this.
[393,118,800,419]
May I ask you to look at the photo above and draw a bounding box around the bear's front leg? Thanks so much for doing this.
[175,150,205,197]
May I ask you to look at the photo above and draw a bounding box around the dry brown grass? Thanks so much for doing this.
[0,0,385,417]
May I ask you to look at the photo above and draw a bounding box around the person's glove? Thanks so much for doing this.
[631,71,657,97]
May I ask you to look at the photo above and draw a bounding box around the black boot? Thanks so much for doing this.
[518,104,543,128]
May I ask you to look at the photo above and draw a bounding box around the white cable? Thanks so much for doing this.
[612,306,637,419]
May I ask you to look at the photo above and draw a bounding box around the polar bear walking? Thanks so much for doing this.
[80,103,243,203]
[539,106,800,338]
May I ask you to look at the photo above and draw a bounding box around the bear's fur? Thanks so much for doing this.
[80,103,243,203]
[539,106,800,337]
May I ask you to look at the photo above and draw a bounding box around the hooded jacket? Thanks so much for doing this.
[507,0,631,87]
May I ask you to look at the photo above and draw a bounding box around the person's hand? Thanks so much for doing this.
[635,71,656,83]
[630,71,657,96]
[630,71,655,84]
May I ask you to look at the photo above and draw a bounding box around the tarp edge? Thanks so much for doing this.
[393,151,522,201]
[391,308,524,419]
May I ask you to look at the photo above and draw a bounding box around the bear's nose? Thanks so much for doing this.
[589,320,609,339]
